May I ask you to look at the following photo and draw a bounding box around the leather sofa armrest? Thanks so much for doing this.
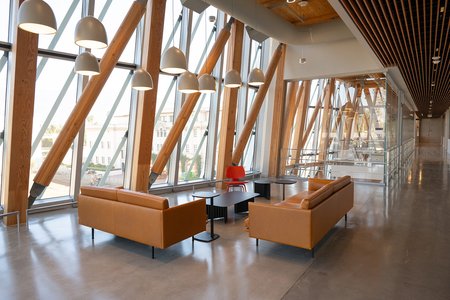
[162,199,206,248]
[248,202,313,249]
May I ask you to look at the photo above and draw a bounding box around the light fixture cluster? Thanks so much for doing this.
[17,0,108,78]
[17,0,266,93]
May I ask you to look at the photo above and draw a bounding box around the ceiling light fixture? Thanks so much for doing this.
[224,69,242,88]
[286,0,296,3]
[131,69,153,91]
[432,60,440,64]
[161,46,187,74]
[74,52,100,76]
[17,0,57,35]
[75,16,108,49]
[198,74,216,93]
[248,68,265,86]
[432,56,441,60]
[178,71,199,93]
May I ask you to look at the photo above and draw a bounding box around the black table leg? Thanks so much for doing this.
[194,196,220,242]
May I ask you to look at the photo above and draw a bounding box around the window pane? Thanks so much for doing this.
[0,0,10,41]
[152,74,176,185]
[0,51,7,206]
[92,0,138,63]
[161,0,183,54]
[81,68,132,187]
[38,0,82,54]
[178,94,211,182]
[188,7,218,72]
[30,57,78,200]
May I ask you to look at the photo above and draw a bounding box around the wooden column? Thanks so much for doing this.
[149,18,234,185]
[279,81,300,175]
[292,80,311,168]
[29,0,147,206]
[267,44,286,177]
[2,0,38,224]
[216,20,244,189]
[318,79,335,162]
[130,0,166,192]
[231,43,285,166]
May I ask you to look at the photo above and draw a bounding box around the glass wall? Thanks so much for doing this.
[0,50,7,207]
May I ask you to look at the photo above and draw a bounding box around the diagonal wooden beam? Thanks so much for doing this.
[216,20,244,189]
[279,81,300,175]
[232,43,285,166]
[149,18,235,186]
[2,0,38,224]
[300,84,325,150]
[318,79,335,161]
[130,0,166,192]
[28,0,148,206]
[292,80,311,168]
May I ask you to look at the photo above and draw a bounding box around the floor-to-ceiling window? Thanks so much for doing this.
[0,0,10,208]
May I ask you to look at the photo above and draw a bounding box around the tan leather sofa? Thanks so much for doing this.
[78,186,206,258]
[245,176,353,256]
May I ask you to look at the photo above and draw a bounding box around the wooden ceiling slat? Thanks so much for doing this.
[339,0,450,117]
[375,1,423,103]
[433,3,449,106]
[341,0,390,65]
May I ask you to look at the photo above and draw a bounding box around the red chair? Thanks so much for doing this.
[225,166,248,192]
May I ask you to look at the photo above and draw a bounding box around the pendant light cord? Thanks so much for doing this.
[172,0,175,47]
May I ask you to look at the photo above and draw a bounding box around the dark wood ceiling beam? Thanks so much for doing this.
[340,0,390,66]
[432,3,449,113]
[375,1,423,103]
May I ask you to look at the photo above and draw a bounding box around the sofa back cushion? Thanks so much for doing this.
[301,184,334,209]
[80,186,118,201]
[332,176,351,192]
[308,178,334,191]
[117,189,169,210]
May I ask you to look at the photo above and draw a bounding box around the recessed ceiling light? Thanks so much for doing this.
[431,82,435,86]
[286,0,296,3]
[440,7,445,13]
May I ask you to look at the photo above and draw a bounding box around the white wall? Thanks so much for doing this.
[284,38,383,80]
[444,109,450,153]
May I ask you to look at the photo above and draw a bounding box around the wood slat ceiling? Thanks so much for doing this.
[257,0,339,26]
[339,0,449,118]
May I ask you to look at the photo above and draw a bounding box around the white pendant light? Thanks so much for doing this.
[198,74,216,93]
[74,52,100,76]
[161,46,187,74]
[131,69,153,91]
[17,0,57,35]
[248,68,265,86]
[75,16,108,49]
[178,71,199,94]
[224,69,242,88]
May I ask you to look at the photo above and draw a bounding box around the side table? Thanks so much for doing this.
[192,191,221,242]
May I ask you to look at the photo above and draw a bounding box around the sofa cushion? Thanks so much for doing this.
[332,176,351,192]
[116,189,169,210]
[300,184,334,209]
[80,186,118,201]
[274,201,302,209]
[308,178,334,191]
[284,190,314,204]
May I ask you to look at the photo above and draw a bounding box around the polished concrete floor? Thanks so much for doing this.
[1,145,449,299]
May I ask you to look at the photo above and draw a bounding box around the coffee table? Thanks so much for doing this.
[205,191,259,223]
[272,178,296,199]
